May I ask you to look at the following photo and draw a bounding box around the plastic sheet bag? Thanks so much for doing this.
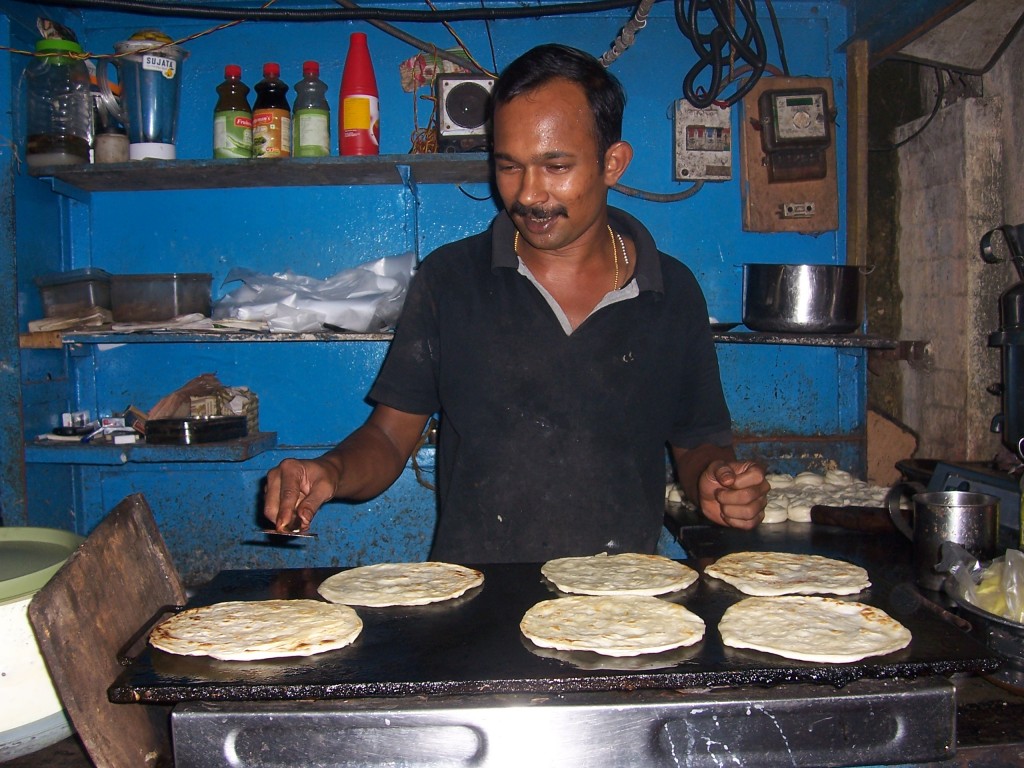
[943,543,1024,623]
[973,549,1024,622]
[212,252,416,333]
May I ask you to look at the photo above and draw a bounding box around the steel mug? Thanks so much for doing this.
[886,482,999,590]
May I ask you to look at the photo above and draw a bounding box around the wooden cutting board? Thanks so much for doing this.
[810,505,898,534]
[28,493,186,768]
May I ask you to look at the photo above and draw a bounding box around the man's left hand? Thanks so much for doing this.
[698,460,769,529]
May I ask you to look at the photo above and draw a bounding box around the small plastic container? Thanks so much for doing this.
[34,268,112,318]
[110,273,212,322]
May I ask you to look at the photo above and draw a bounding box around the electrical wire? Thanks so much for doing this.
[1,19,247,60]
[594,0,706,201]
[707,59,781,108]
[456,184,494,201]
[607,2,776,202]
[868,66,946,152]
[613,179,704,201]
[479,0,498,76]
[29,0,658,22]
[600,0,656,66]
[423,0,495,76]
[674,0,766,108]
[762,0,788,76]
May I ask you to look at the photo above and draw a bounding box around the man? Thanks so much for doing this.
[264,43,769,562]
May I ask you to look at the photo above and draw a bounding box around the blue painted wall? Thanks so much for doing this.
[2,0,865,582]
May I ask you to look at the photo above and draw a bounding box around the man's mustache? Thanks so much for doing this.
[510,202,569,220]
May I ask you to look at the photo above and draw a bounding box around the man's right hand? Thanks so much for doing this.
[261,405,430,535]
[263,457,341,534]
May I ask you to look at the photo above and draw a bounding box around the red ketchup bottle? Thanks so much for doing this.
[339,32,379,155]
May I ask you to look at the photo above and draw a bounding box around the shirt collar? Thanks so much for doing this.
[491,207,665,295]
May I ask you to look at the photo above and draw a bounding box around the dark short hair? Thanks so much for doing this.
[491,43,626,159]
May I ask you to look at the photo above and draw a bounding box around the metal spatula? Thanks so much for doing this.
[259,528,318,538]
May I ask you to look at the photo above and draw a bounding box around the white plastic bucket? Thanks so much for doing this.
[0,527,83,761]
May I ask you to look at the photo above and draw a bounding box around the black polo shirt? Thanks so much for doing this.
[369,207,732,563]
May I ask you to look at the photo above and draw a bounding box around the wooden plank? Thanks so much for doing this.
[847,39,870,268]
[18,331,63,349]
[28,494,186,768]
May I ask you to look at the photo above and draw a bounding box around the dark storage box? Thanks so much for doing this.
[34,268,112,318]
[145,416,247,445]
[111,273,212,322]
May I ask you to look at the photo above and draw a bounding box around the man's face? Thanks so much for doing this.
[492,78,612,255]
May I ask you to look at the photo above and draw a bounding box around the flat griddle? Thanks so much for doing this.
[110,537,998,704]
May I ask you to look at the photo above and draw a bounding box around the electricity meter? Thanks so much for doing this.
[757,88,831,182]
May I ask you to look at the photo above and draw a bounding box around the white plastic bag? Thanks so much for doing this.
[971,549,1024,623]
[946,543,1024,623]
[212,252,416,333]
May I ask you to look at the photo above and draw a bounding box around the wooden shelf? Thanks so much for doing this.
[28,153,492,193]
[19,331,64,349]
[53,329,392,345]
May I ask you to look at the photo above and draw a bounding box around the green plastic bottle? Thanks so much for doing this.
[213,64,252,159]
[293,60,330,157]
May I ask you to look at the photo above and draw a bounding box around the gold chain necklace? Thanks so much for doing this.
[610,225,619,291]
[514,224,622,292]
[616,230,629,267]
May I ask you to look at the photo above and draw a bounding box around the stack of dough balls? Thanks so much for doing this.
[763,469,890,523]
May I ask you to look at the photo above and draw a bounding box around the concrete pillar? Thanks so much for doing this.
[896,96,1007,460]
[984,29,1024,225]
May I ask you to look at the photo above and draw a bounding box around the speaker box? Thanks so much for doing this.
[436,75,494,153]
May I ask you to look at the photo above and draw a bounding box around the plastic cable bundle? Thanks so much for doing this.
[674,0,767,108]
[600,0,656,66]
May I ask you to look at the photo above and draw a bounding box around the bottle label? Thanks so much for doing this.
[214,112,253,158]
[143,53,178,80]
[342,95,380,154]
[294,109,330,157]
[252,108,292,158]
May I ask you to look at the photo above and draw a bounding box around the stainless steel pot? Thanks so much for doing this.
[742,263,862,333]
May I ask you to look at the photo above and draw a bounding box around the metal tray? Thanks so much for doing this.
[110,557,998,704]
[145,416,247,445]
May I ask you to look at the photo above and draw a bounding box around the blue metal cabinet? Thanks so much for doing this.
[1,0,884,582]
